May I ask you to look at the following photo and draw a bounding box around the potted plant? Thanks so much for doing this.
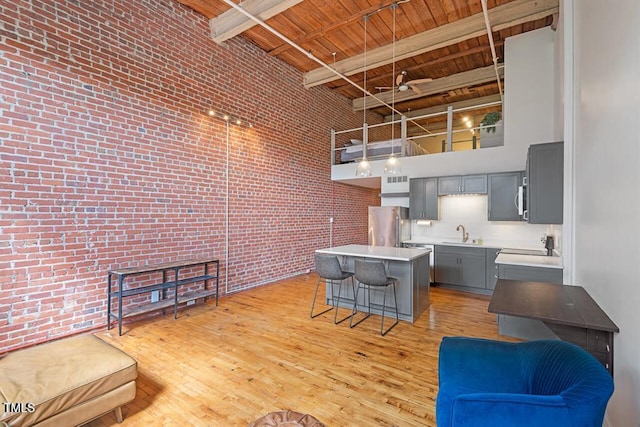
[480,111,502,133]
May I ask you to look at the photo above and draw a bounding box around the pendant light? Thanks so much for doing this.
[384,3,401,175]
[356,14,371,177]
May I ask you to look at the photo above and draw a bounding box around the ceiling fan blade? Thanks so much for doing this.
[375,86,394,90]
[407,78,433,85]
[396,72,405,86]
[410,85,423,94]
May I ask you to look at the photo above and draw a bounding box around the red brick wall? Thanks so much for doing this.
[0,0,380,352]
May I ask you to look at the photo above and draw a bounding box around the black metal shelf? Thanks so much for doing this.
[110,274,219,298]
[107,258,219,335]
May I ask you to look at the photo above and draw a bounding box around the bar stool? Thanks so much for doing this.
[311,254,355,324]
[350,259,399,336]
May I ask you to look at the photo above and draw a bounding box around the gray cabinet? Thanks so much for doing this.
[435,245,486,289]
[488,172,523,221]
[526,141,563,224]
[409,177,439,220]
[495,263,564,341]
[438,174,487,195]
[497,264,563,284]
[485,248,500,290]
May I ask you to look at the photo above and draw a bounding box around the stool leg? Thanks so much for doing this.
[381,281,399,336]
[334,277,352,324]
[114,406,124,423]
[311,277,333,318]
[350,282,370,328]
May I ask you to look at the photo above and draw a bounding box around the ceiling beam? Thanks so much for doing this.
[303,0,558,88]
[383,94,503,122]
[332,40,504,92]
[209,0,303,44]
[353,65,503,111]
[267,1,399,57]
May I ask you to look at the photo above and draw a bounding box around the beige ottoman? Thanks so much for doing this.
[0,334,137,426]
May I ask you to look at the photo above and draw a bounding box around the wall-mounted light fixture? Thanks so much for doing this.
[207,108,253,128]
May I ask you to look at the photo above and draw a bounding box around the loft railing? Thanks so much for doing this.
[331,100,503,165]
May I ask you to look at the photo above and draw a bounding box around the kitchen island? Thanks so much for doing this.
[315,244,431,323]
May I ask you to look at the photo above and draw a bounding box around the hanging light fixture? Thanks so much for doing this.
[356,14,371,177]
[384,3,401,175]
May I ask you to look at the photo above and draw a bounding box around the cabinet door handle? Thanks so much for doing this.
[523,210,529,221]
[606,344,610,353]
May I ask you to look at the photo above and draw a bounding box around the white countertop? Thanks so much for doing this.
[403,238,541,251]
[403,239,563,269]
[316,244,431,262]
[495,253,563,269]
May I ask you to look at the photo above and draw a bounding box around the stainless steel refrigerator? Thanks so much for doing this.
[368,206,410,247]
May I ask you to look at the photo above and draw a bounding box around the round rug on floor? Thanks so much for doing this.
[248,410,325,427]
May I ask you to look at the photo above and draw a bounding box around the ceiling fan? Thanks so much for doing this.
[376,71,433,94]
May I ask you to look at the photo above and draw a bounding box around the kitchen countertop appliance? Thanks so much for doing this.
[402,241,435,283]
[368,206,410,248]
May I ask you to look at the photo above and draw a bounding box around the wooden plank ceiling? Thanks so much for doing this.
[176,0,558,121]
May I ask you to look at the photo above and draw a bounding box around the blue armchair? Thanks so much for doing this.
[436,337,614,427]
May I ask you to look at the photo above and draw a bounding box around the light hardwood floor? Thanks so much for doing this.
[90,273,512,427]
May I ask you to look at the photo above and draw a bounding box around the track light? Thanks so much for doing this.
[206,108,251,128]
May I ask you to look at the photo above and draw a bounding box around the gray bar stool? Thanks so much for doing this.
[350,259,399,336]
[311,254,355,324]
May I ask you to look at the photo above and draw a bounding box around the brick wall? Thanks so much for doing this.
[0,0,380,352]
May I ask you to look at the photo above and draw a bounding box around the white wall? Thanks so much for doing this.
[570,0,640,424]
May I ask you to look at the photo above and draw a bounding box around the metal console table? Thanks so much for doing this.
[107,258,219,335]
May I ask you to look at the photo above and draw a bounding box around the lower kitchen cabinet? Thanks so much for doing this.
[435,245,486,290]
[497,264,563,284]
[485,248,501,290]
[494,263,565,342]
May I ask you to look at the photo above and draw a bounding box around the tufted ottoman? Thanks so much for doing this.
[0,334,137,426]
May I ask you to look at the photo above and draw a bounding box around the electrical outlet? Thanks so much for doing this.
[151,291,159,303]
[187,300,195,306]
[329,217,334,223]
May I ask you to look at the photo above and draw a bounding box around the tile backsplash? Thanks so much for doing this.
[410,195,561,251]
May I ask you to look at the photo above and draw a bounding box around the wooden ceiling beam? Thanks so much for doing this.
[352,65,503,111]
[331,41,504,92]
[267,1,400,57]
[303,0,558,88]
[209,0,303,44]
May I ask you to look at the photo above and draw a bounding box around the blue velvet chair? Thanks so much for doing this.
[436,337,614,427]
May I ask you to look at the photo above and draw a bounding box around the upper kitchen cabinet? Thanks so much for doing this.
[488,172,523,221]
[438,175,487,195]
[409,177,438,220]
[526,142,564,224]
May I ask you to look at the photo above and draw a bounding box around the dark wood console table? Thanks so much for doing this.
[107,258,219,335]
[488,279,619,375]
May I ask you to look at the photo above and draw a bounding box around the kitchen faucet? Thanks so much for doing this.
[456,224,469,243]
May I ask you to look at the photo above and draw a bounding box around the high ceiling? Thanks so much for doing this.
[176,0,558,122]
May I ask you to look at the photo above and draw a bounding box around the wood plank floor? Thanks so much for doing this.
[89,273,513,427]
